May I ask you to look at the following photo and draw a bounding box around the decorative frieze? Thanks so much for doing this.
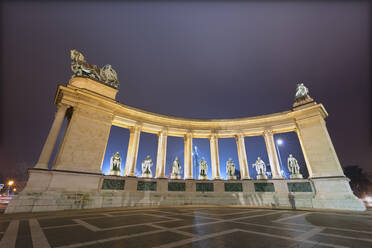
[224,183,243,192]
[287,182,312,192]
[137,181,157,191]
[168,182,186,191]
[254,182,275,192]
[101,179,125,190]
[196,183,214,192]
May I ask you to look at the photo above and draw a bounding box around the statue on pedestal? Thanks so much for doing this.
[141,155,153,178]
[199,157,208,180]
[108,152,121,176]
[287,154,303,179]
[226,158,237,180]
[293,83,314,108]
[70,49,120,89]
[253,157,268,179]
[171,157,182,179]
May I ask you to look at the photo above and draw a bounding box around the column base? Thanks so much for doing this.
[310,177,366,211]
[34,163,49,169]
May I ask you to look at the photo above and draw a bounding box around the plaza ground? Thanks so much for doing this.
[0,206,371,248]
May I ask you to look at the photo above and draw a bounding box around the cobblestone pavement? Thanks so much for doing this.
[0,207,371,248]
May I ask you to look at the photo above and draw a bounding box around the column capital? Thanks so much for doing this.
[234,133,245,140]
[209,133,218,140]
[184,132,193,138]
[263,129,274,136]
[131,124,142,132]
[158,129,168,136]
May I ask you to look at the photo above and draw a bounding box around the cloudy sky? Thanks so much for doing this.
[0,1,370,179]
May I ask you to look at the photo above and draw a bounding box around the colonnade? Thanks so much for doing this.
[34,103,306,180]
[34,77,346,181]
[120,125,287,180]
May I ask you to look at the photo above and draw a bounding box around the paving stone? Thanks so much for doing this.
[100,231,188,248]
[15,220,32,248]
[0,207,371,248]
[44,224,157,247]
[0,221,9,232]
[84,214,170,229]
[176,230,300,248]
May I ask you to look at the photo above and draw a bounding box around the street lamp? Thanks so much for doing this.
[7,180,14,196]
[275,139,285,177]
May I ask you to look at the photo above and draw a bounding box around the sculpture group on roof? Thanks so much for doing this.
[70,49,120,89]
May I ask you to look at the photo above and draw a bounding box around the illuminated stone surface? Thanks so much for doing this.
[6,76,365,213]
[0,207,371,247]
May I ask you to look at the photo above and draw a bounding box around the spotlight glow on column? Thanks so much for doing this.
[277,139,283,145]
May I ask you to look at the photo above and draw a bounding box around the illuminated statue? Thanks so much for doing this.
[295,83,309,99]
[253,157,268,179]
[226,158,236,180]
[141,155,153,178]
[287,154,303,179]
[171,157,182,179]
[199,157,208,180]
[70,49,119,89]
[108,152,121,176]
[293,83,314,107]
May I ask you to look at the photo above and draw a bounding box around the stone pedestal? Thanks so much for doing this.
[199,175,208,180]
[257,174,268,180]
[290,173,303,179]
[171,174,181,179]
[107,170,121,176]
[227,175,237,180]
[5,169,365,214]
[311,177,365,211]
[142,173,152,179]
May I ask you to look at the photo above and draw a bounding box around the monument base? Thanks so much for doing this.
[170,174,181,180]
[257,174,268,180]
[107,170,121,176]
[227,175,237,180]
[5,169,366,214]
[199,175,208,180]
[141,173,152,179]
[290,174,303,179]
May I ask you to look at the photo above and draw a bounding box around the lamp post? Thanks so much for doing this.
[7,180,14,196]
[193,146,199,180]
[275,139,285,178]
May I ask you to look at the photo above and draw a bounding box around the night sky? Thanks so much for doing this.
[1,1,371,181]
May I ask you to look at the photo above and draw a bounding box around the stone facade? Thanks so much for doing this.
[6,76,365,213]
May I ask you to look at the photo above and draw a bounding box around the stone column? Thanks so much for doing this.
[35,104,68,169]
[235,134,250,179]
[53,106,113,173]
[263,130,283,179]
[184,133,193,179]
[124,125,141,177]
[209,134,221,179]
[155,130,168,178]
[296,115,344,178]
